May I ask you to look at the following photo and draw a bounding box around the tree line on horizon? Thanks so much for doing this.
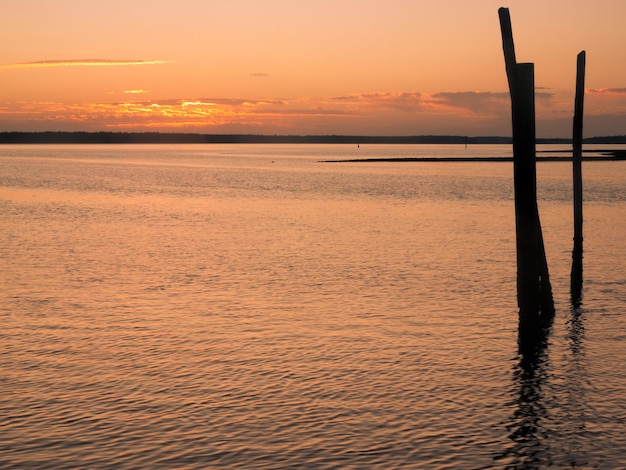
[1,131,625,145]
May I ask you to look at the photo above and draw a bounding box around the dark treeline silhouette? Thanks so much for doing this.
[2,131,626,145]
[583,135,626,144]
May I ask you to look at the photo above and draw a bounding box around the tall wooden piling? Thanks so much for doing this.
[571,51,586,301]
[498,8,554,330]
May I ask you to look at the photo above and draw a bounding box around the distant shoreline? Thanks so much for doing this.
[1,131,626,145]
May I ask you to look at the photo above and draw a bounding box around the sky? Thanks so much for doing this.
[1,0,625,137]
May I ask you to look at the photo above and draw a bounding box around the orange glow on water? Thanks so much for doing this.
[2,145,625,467]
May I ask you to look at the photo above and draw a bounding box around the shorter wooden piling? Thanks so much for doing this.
[571,51,585,301]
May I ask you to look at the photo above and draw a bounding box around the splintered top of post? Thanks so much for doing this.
[498,7,517,88]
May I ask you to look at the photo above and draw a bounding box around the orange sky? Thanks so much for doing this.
[2,0,625,137]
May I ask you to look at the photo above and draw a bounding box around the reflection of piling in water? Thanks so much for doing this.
[571,51,586,304]
[497,316,552,467]
[499,8,555,337]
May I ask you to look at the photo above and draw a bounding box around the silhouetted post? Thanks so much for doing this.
[499,8,554,332]
[512,63,541,317]
[571,51,586,301]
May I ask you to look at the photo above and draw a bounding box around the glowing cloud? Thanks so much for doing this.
[1,59,170,69]
[587,88,626,95]
[3,87,625,136]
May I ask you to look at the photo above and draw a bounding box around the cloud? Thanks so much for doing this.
[328,92,424,113]
[432,91,509,113]
[107,98,287,108]
[428,90,558,121]
[3,87,621,136]
[327,91,558,117]
[587,87,626,95]
[0,92,492,134]
[1,59,170,69]
[249,73,269,77]
[584,88,626,116]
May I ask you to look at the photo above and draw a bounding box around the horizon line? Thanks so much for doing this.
[1,131,626,144]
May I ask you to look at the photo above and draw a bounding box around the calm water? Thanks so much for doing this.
[1,144,625,469]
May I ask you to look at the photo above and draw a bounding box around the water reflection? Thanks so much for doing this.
[568,288,585,362]
[496,289,593,468]
[494,314,554,468]
[570,248,583,307]
[563,293,591,467]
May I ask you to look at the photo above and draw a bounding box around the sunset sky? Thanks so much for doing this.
[2,0,625,137]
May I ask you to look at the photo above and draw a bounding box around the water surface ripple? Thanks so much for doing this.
[1,144,625,468]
